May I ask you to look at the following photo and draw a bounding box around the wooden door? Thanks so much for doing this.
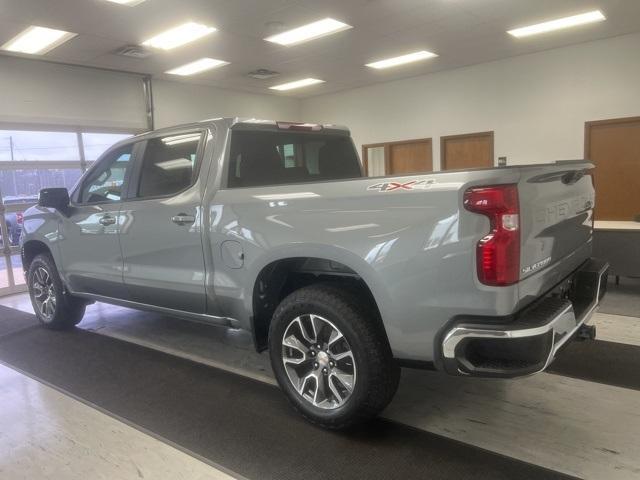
[388,140,432,174]
[363,138,432,176]
[441,131,494,170]
[586,117,640,221]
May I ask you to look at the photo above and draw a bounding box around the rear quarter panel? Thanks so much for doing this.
[207,168,527,362]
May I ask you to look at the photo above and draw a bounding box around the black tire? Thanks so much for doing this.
[269,283,400,429]
[27,253,86,330]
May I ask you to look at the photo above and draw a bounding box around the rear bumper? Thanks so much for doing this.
[440,257,609,377]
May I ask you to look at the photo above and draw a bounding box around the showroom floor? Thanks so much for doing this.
[1,278,639,480]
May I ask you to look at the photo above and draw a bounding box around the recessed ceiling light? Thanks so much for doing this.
[166,57,229,76]
[365,50,438,69]
[507,10,606,38]
[1,26,77,55]
[265,18,352,46]
[269,78,325,91]
[103,0,146,5]
[142,22,216,50]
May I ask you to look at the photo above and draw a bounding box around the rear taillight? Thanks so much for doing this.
[464,184,520,286]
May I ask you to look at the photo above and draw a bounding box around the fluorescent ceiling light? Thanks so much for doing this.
[265,18,352,46]
[166,58,229,76]
[507,10,606,38]
[1,26,76,55]
[157,158,193,170]
[254,192,320,200]
[162,133,202,145]
[365,50,438,69]
[269,78,325,91]
[142,22,216,50]
[326,223,379,233]
[103,0,146,5]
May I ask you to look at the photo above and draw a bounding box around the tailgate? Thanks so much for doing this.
[518,161,595,282]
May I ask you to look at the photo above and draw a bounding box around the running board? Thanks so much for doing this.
[71,292,239,328]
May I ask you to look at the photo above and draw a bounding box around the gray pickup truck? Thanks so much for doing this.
[21,118,608,428]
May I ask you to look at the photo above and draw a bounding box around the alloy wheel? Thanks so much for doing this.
[281,314,356,409]
[32,266,56,320]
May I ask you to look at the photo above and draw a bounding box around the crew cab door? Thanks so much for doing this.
[118,130,208,314]
[59,143,135,298]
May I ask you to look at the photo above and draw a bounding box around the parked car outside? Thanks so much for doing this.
[1,196,38,246]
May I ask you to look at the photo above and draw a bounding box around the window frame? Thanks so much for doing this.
[124,128,207,202]
[222,129,363,190]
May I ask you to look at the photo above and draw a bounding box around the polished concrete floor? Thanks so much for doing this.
[0,364,235,480]
[1,284,640,480]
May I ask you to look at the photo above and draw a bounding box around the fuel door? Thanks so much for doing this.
[221,240,244,269]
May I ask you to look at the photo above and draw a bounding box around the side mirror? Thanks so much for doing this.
[38,188,70,211]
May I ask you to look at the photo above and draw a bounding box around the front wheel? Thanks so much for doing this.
[269,283,400,429]
[27,253,86,330]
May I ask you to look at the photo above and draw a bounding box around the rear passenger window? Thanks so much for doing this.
[136,132,202,198]
[228,130,362,188]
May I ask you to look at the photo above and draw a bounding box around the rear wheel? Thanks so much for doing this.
[27,253,86,330]
[269,283,400,429]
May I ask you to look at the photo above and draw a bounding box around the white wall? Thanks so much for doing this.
[300,32,640,168]
[152,80,300,128]
[0,56,148,130]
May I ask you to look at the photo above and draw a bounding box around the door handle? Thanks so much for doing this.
[99,215,116,226]
[172,214,195,226]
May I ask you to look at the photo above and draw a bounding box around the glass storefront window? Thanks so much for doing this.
[0,126,136,295]
[11,254,25,285]
[0,255,24,289]
[0,130,80,162]
[0,168,83,202]
[0,256,8,289]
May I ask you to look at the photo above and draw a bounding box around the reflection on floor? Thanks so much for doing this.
[1,277,640,480]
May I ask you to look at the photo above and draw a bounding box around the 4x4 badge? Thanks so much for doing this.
[367,179,435,192]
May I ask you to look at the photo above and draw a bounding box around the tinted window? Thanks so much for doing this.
[228,130,362,188]
[80,145,132,204]
[136,133,201,198]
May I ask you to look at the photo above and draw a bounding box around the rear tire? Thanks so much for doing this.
[27,253,86,330]
[269,283,400,429]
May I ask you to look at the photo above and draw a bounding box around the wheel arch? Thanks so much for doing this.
[21,239,53,273]
[248,246,390,352]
